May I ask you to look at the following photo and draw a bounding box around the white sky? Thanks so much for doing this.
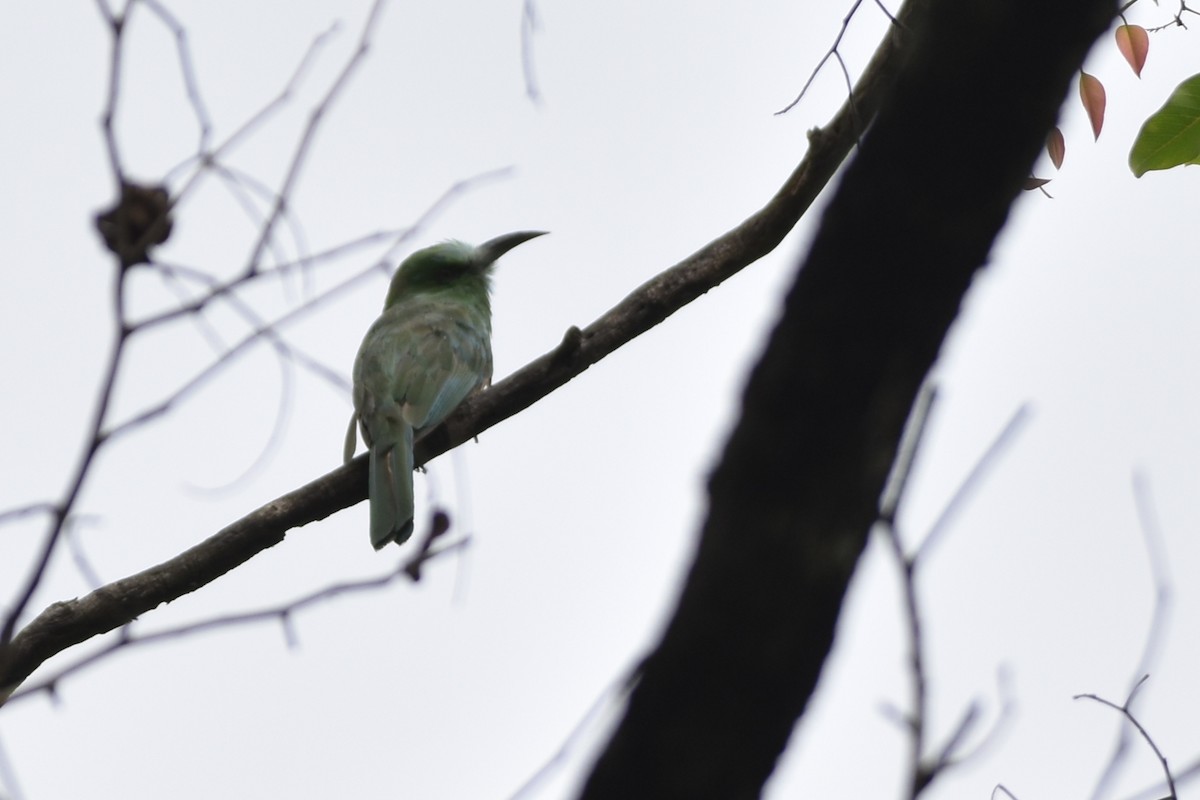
[2,2,1198,799]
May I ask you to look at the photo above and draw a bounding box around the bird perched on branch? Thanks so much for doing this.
[347,231,547,549]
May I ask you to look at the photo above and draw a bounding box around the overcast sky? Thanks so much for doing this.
[2,2,1199,799]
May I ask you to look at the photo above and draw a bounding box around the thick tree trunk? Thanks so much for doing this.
[579,0,1116,797]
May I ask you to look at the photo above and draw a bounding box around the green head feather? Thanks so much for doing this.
[384,231,547,308]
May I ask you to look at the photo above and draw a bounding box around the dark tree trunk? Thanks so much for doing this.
[579,0,1116,797]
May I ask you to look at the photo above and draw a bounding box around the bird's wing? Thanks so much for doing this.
[397,315,492,431]
[355,304,492,436]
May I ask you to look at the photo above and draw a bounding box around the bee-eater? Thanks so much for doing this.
[348,231,547,549]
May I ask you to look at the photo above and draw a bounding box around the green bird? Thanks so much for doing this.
[347,231,547,549]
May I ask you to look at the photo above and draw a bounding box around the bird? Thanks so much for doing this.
[347,231,547,549]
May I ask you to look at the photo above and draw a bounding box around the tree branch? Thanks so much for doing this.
[3,524,467,707]
[0,0,905,703]
[0,2,388,656]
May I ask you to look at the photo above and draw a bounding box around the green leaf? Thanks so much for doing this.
[1129,73,1200,177]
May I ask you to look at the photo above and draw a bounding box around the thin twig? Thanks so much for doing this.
[165,20,340,193]
[913,404,1031,567]
[776,0,901,117]
[1077,678,1177,800]
[64,518,105,591]
[0,267,127,647]
[158,19,339,287]
[201,160,308,282]
[5,536,469,706]
[1121,755,1200,800]
[879,380,937,525]
[1087,472,1175,800]
[883,398,1027,798]
[945,667,1015,765]
[185,336,296,495]
[153,261,329,494]
[241,0,387,278]
[2,0,147,630]
[0,728,24,800]
[140,0,214,153]
[507,672,631,800]
[520,0,543,104]
[185,274,350,393]
[0,504,55,528]
[95,0,131,186]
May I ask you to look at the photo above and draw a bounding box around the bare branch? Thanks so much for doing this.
[198,338,297,494]
[0,0,392,668]
[0,0,895,697]
[140,0,214,152]
[508,672,631,800]
[882,396,1022,798]
[922,702,981,779]
[776,0,897,116]
[165,19,339,192]
[241,0,387,278]
[878,386,939,797]
[154,18,341,291]
[196,161,311,283]
[880,388,1026,798]
[520,0,543,104]
[879,380,937,525]
[105,267,361,439]
[93,0,116,25]
[0,504,55,528]
[1,0,155,648]
[1077,679,1177,800]
[1130,472,1175,685]
[1087,473,1175,800]
[913,404,1031,566]
[0,728,23,800]
[1122,755,1200,800]
[156,260,349,395]
[0,272,125,649]
[95,0,131,186]
[64,518,105,591]
[4,532,468,707]
[943,667,1015,766]
[402,509,453,582]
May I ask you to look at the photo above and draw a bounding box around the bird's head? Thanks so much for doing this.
[384,231,547,307]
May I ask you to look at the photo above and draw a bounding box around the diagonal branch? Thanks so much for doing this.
[3,530,468,707]
[0,0,908,703]
[240,0,386,279]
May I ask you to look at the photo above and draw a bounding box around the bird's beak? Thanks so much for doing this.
[477,230,548,265]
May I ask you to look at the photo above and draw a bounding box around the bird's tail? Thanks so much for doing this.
[369,424,415,549]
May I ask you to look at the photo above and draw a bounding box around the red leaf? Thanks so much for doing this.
[1047,126,1066,169]
[1079,72,1106,140]
[1024,177,1052,191]
[1115,25,1149,78]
